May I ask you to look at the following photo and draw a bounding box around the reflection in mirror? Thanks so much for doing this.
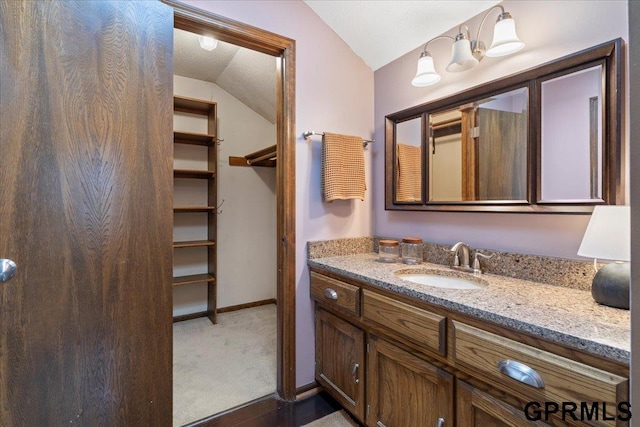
[429,109,462,201]
[540,65,603,202]
[395,117,423,203]
[428,87,528,202]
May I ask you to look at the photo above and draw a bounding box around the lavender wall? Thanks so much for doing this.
[374,0,629,258]
[180,1,374,387]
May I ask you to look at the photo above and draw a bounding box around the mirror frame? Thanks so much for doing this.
[385,38,623,213]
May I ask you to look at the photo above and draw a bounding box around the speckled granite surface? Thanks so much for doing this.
[308,252,630,364]
[317,236,596,290]
[308,237,374,259]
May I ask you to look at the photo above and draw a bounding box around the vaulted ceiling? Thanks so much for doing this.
[303,0,500,71]
[173,28,277,124]
[173,1,501,123]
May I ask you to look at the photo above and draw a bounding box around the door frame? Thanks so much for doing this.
[163,0,297,401]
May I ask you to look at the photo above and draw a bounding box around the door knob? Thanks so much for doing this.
[0,259,17,282]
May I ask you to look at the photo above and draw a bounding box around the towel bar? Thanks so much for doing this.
[303,130,374,147]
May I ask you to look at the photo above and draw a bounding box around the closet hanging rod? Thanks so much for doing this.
[303,131,374,147]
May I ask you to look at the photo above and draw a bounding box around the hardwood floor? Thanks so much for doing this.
[192,391,343,427]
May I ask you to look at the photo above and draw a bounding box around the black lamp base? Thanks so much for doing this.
[591,262,630,310]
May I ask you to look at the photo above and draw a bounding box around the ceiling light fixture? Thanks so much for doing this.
[198,35,218,51]
[412,5,524,87]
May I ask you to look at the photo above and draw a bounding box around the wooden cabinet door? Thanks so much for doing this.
[367,336,453,427]
[0,1,173,425]
[457,380,551,426]
[315,309,366,421]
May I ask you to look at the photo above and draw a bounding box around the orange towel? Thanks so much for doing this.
[322,132,366,202]
[396,143,422,202]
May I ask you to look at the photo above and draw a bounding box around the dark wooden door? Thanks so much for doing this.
[0,1,174,425]
[367,336,453,427]
[477,108,528,201]
[315,309,365,422]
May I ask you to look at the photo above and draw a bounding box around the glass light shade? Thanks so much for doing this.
[577,206,631,261]
[446,38,479,73]
[486,17,524,57]
[412,54,441,87]
[198,35,218,51]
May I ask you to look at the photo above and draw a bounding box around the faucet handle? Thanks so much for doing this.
[474,251,494,260]
[472,251,494,274]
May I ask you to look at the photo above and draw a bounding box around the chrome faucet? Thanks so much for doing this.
[450,242,471,271]
[449,242,494,274]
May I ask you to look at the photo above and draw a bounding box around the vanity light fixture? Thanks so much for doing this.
[198,35,218,51]
[577,206,631,309]
[412,5,524,87]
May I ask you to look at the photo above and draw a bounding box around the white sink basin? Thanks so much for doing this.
[395,269,485,290]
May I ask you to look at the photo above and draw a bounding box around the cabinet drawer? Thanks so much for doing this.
[453,321,628,425]
[363,289,446,356]
[310,272,360,317]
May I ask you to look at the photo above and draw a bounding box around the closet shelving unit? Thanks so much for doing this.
[173,95,218,324]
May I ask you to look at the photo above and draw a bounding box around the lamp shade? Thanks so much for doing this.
[412,53,441,87]
[486,15,524,57]
[577,206,630,261]
[198,35,218,51]
[446,37,479,73]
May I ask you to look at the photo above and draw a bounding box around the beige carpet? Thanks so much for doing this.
[302,410,359,427]
[173,304,277,426]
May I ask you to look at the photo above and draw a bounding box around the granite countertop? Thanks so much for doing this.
[308,252,630,364]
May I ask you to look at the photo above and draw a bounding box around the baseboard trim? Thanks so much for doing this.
[173,310,213,323]
[217,298,277,313]
[187,393,278,426]
[295,382,321,400]
[173,300,276,323]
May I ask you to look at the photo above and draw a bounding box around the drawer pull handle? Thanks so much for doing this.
[324,288,338,300]
[436,418,445,427]
[498,360,545,389]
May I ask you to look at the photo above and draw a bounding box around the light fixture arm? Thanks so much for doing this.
[474,5,505,46]
[412,4,524,87]
[421,35,455,55]
[471,5,506,60]
[457,23,471,39]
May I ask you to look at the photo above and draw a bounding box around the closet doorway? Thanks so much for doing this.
[166,2,296,425]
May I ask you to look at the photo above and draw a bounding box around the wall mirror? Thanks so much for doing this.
[394,115,424,203]
[540,64,604,203]
[385,39,622,213]
[429,87,528,203]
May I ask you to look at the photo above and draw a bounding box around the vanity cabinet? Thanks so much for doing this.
[456,379,550,426]
[363,289,446,356]
[310,269,629,427]
[315,308,365,421]
[367,335,453,427]
[453,321,628,427]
